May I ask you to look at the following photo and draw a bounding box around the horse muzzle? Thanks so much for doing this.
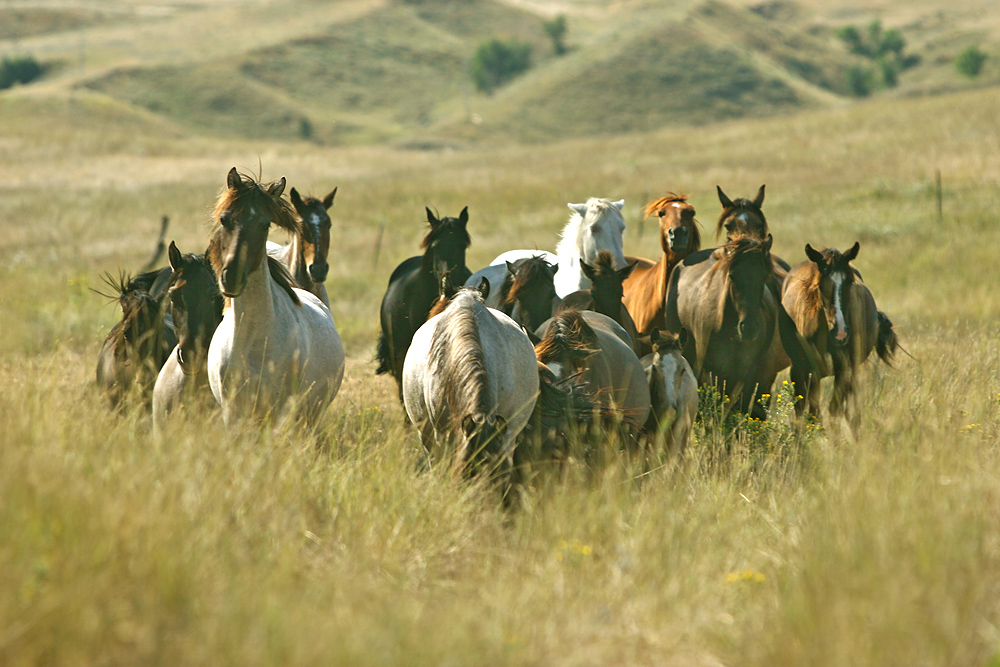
[308,261,329,283]
[737,319,761,342]
[219,267,245,298]
[667,227,690,253]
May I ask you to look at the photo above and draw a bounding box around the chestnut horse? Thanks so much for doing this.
[665,236,777,419]
[268,186,337,308]
[780,242,899,434]
[622,193,701,338]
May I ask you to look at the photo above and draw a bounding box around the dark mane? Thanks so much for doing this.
[534,310,600,366]
[428,292,490,433]
[716,198,767,239]
[267,256,302,305]
[211,170,299,235]
[420,216,472,250]
[709,237,772,322]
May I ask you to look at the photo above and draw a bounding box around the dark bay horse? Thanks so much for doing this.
[560,250,640,353]
[665,236,778,419]
[622,193,701,337]
[376,207,472,403]
[152,242,225,429]
[95,271,177,408]
[780,242,899,434]
[268,186,337,308]
[464,255,559,335]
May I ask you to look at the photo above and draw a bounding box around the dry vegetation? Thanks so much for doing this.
[2,0,1000,665]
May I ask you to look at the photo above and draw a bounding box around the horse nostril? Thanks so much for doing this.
[738,321,759,342]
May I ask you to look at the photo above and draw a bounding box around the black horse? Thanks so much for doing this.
[375,207,472,404]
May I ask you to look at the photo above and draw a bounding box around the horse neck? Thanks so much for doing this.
[231,252,280,335]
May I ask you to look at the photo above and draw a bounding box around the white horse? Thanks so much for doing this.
[489,198,627,298]
[402,285,539,480]
[207,168,345,426]
[641,329,698,457]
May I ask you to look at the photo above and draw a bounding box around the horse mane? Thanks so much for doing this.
[503,256,554,307]
[642,192,688,218]
[420,216,472,250]
[211,170,299,236]
[556,198,624,258]
[789,247,862,337]
[428,290,490,433]
[534,310,599,366]
[715,198,767,239]
[709,237,772,324]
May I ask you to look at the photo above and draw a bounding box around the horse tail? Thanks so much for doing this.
[875,310,899,366]
[374,328,392,376]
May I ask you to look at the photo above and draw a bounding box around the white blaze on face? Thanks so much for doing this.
[310,213,324,240]
[657,353,682,409]
[831,272,848,341]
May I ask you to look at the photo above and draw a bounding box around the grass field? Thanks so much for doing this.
[3,1,1000,665]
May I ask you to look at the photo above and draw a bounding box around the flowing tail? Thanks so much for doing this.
[875,310,899,366]
[375,329,392,376]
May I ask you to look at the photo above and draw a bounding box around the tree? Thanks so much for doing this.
[955,45,987,78]
[470,39,532,93]
[846,65,874,97]
[543,15,568,56]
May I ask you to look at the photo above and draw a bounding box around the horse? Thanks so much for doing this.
[533,309,651,436]
[621,193,701,338]
[402,285,539,485]
[559,250,640,353]
[641,329,698,457]
[267,185,337,308]
[780,242,899,434]
[375,207,472,403]
[152,242,225,430]
[465,255,559,335]
[664,236,778,419]
[95,271,177,409]
[489,198,627,298]
[206,167,345,426]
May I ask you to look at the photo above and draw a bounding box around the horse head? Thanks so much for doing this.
[644,194,700,256]
[166,241,224,374]
[716,185,768,243]
[580,250,636,316]
[422,206,471,287]
[717,235,773,343]
[209,167,298,298]
[289,186,336,284]
[805,241,860,347]
[504,256,558,332]
[646,328,690,414]
[566,198,627,271]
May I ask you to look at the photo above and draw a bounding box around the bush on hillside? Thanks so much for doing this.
[955,45,987,78]
[836,20,914,91]
[543,15,568,56]
[0,55,44,90]
[846,64,874,97]
[470,38,532,93]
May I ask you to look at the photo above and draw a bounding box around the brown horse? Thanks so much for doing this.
[780,242,899,434]
[268,186,337,308]
[560,250,640,353]
[622,193,701,338]
[665,236,777,419]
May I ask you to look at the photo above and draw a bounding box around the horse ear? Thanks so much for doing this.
[426,207,439,227]
[846,241,860,262]
[619,259,639,281]
[677,328,690,349]
[477,276,490,301]
[322,187,337,209]
[753,184,766,208]
[546,261,558,277]
[289,187,304,211]
[717,185,733,209]
[458,206,469,226]
[227,167,241,190]
[762,234,773,253]
[805,243,823,265]
[649,327,661,346]
[612,199,625,211]
[568,203,588,217]
[505,261,517,275]
[580,259,596,281]
[267,177,286,197]
[168,241,182,270]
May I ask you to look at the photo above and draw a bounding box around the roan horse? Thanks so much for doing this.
[559,250,640,353]
[641,329,699,457]
[152,242,225,430]
[622,193,701,338]
[465,255,560,336]
[267,186,337,308]
[376,207,472,403]
[780,242,899,434]
[490,198,628,298]
[665,236,777,419]
[402,285,539,485]
[207,168,345,426]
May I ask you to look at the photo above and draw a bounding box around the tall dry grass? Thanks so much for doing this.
[2,82,1000,665]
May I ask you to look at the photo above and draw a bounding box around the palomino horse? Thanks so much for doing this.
[207,168,345,426]
[490,198,628,298]
[152,242,225,430]
[559,250,640,353]
[780,242,899,434]
[465,255,559,335]
[641,329,698,457]
[622,193,701,338]
[402,286,539,482]
[95,271,176,408]
[665,236,777,419]
[267,186,337,308]
[534,309,651,435]
[376,207,473,403]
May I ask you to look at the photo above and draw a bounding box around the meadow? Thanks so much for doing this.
[3,1,1000,662]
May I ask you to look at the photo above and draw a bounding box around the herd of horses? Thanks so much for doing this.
[96,168,900,494]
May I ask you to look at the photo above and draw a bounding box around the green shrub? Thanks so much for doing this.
[470,38,532,93]
[955,45,987,78]
[846,64,874,97]
[543,15,568,56]
[0,55,44,90]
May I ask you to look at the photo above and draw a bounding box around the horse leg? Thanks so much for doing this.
[829,355,858,434]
